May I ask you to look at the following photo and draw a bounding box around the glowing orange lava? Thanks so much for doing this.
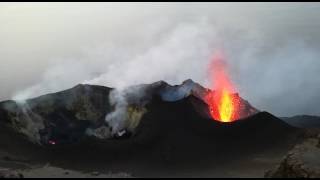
[218,89,234,122]
[206,51,238,122]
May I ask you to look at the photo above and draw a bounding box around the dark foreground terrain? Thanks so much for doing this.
[0,81,315,178]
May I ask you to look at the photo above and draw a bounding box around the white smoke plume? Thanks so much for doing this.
[105,89,129,135]
[105,84,151,135]
[13,18,221,101]
[4,3,320,117]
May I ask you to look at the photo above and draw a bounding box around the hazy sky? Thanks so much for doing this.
[1,2,320,116]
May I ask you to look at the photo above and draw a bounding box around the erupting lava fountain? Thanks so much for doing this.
[205,51,241,123]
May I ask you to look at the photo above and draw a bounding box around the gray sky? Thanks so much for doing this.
[1,2,320,116]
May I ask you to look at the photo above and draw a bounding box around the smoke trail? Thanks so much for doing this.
[9,5,320,117]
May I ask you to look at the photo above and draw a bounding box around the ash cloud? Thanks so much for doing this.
[1,3,320,116]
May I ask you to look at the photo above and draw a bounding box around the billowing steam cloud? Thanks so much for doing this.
[2,3,320,117]
[13,19,218,100]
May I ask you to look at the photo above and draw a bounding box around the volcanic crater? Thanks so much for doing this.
[0,80,306,177]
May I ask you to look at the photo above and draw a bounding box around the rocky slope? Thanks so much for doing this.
[265,131,320,178]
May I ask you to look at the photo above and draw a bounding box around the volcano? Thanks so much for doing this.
[0,80,304,177]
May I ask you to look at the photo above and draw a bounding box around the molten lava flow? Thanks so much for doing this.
[206,51,239,122]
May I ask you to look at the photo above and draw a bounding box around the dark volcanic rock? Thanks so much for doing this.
[265,134,320,178]
[0,169,23,178]
[131,95,299,164]
[0,84,113,144]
